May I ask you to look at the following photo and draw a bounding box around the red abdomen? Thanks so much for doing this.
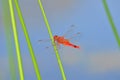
[66,43,80,49]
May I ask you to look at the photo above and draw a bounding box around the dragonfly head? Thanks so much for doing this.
[54,35,58,40]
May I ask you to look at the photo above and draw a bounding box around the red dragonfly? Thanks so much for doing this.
[53,35,80,49]
[38,25,80,49]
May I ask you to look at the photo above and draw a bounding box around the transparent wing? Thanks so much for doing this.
[62,25,81,42]
[38,37,53,42]
[38,38,61,50]
[62,25,76,37]
[68,32,81,40]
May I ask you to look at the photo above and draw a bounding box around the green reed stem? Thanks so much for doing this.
[13,0,42,79]
[2,0,16,80]
[37,0,66,80]
[8,0,24,80]
[102,0,120,47]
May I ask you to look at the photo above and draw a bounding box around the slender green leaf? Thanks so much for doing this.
[2,0,16,80]
[13,0,42,80]
[37,0,67,80]
[8,0,24,80]
[102,0,120,47]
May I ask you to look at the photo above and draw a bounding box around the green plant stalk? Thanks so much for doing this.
[102,0,120,47]
[37,0,66,80]
[8,0,24,80]
[2,0,16,80]
[13,0,42,80]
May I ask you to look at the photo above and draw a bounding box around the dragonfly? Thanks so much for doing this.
[38,25,81,49]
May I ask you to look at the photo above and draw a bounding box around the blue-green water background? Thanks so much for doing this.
[0,0,120,80]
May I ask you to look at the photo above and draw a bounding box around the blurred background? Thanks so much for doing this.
[0,0,120,80]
